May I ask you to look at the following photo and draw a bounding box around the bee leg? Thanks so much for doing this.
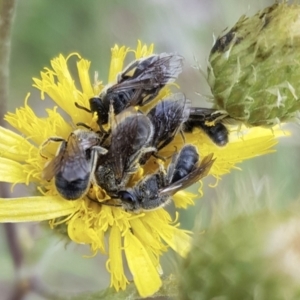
[157,163,168,186]
[74,102,91,113]
[77,119,107,137]
[101,199,122,207]
[76,122,92,130]
[152,153,167,162]
[157,134,176,151]
[138,88,160,107]
[98,127,111,145]
[179,129,186,144]
[141,89,159,106]
[93,146,108,156]
[99,123,108,134]
[86,195,122,207]
[39,136,66,159]
[76,122,110,146]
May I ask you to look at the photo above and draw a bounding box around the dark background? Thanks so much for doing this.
[2,1,300,299]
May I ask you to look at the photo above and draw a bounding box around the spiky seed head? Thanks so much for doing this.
[208,3,300,126]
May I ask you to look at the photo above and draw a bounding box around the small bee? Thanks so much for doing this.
[75,53,184,131]
[140,93,191,164]
[183,107,229,146]
[117,144,215,212]
[94,107,155,197]
[41,129,108,200]
[147,93,191,150]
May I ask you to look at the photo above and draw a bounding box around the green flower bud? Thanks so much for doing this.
[179,211,300,300]
[208,3,300,126]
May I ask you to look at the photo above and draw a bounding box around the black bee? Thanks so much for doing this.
[94,107,155,197]
[117,144,215,212]
[75,53,184,131]
[183,107,229,146]
[41,130,108,200]
[140,93,191,164]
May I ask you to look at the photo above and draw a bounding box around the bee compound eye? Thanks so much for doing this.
[119,191,136,203]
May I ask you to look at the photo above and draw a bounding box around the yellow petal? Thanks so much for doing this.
[208,128,283,176]
[108,225,128,291]
[77,59,94,98]
[163,226,192,257]
[67,215,103,249]
[0,157,30,184]
[124,231,162,297]
[0,196,79,222]
[108,45,129,83]
[145,247,163,275]
[130,217,167,253]
[143,210,192,257]
[0,127,35,162]
[135,40,154,59]
[164,126,286,179]
[51,53,81,84]
[173,191,197,209]
[5,99,73,146]
[32,54,87,124]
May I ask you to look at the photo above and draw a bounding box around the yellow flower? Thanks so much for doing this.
[0,41,287,297]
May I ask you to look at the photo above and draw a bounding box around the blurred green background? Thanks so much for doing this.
[2,0,300,299]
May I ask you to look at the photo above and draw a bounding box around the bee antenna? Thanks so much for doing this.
[76,122,92,130]
[74,102,91,113]
[86,195,122,207]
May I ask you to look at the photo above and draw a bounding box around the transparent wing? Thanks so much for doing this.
[160,153,215,196]
[107,53,184,106]
[42,141,67,181]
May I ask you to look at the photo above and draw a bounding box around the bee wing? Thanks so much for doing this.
[147,93,191,149]
[159,153,215,196]
[58,134,93,182]
[109,108,153,181]
[107,53,184,106]
[42,141,67,181]
[119,53,184,84]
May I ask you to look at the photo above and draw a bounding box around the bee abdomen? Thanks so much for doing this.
[171,145,199,183]
[55,173,89,200]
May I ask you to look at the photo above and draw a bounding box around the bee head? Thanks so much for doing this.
[89,97,109,124]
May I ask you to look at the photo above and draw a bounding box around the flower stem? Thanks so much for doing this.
[0,2,25,300]
[0,0,17,125]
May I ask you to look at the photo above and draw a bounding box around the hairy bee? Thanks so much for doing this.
[147,93,191,150]
[75,53,184,130]
[117,144,215,212]
[41,130,107,200]
[183,107,229,146]
[140,93,191,164]
[94,107,155,197]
